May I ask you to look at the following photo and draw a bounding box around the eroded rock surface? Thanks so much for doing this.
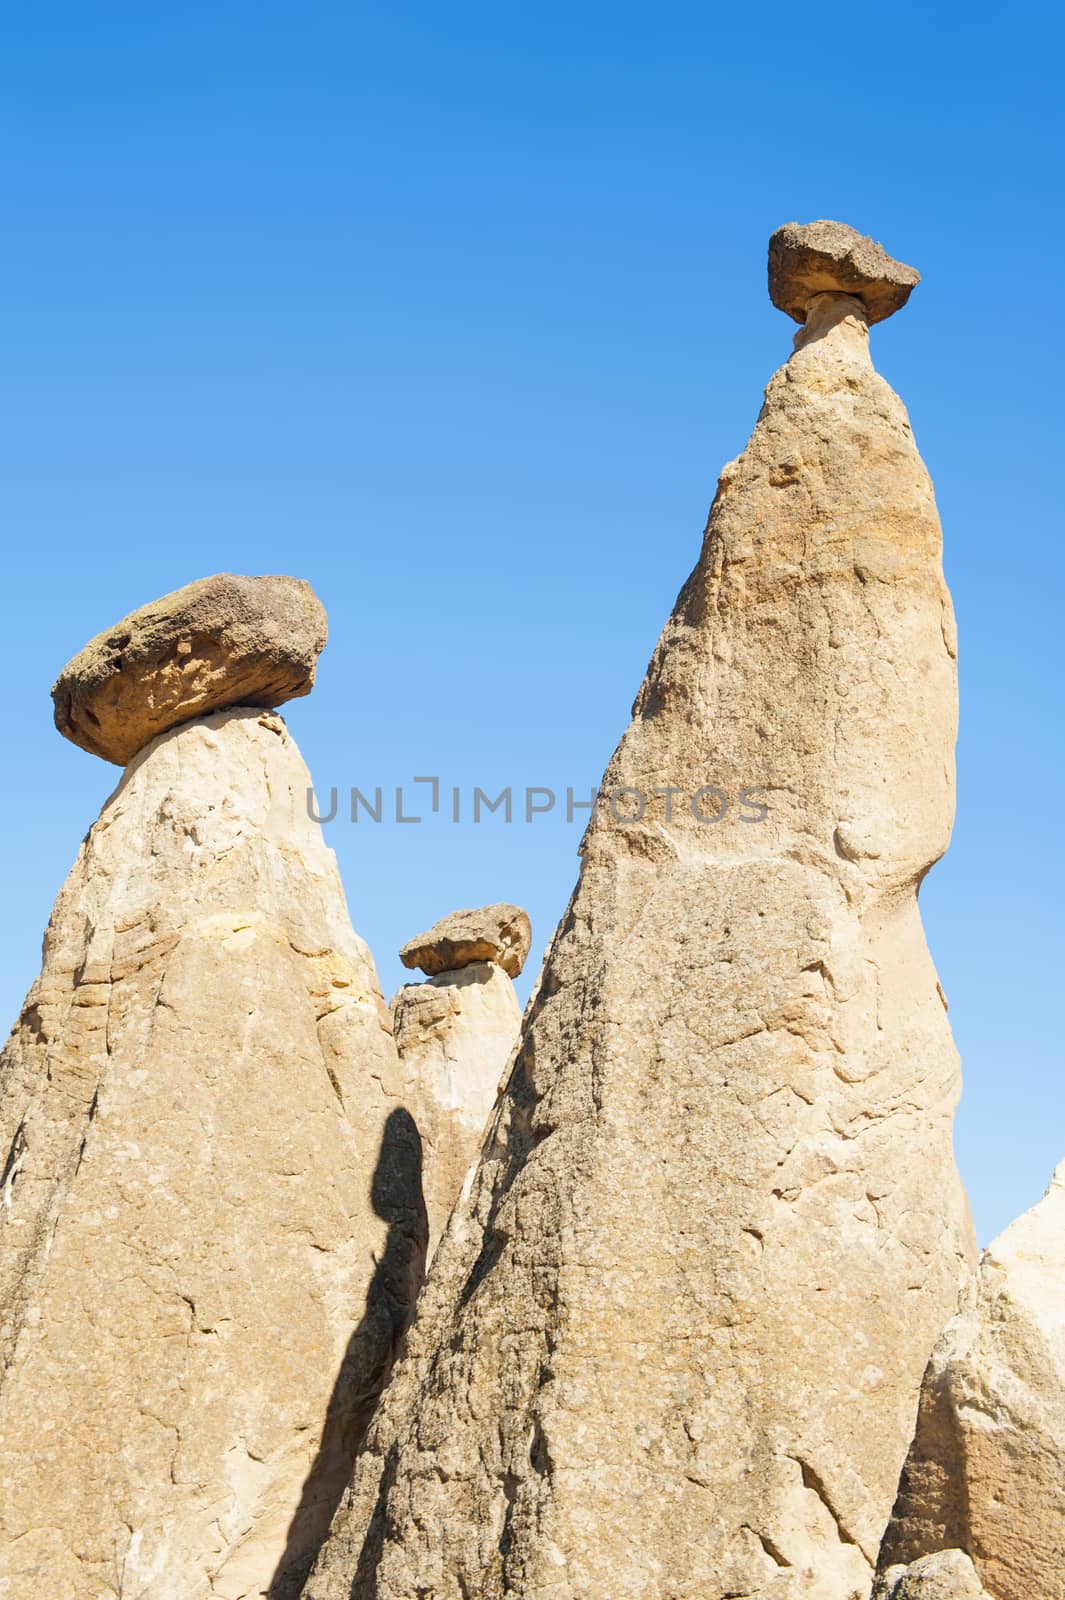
[393,958,523,1261]
[304,230,974,1600]
[0,708,424,1600]
[399,903,532,980]
[877,1162,1065,1600]
[873,1550,991,1600]
[52,572,327,765]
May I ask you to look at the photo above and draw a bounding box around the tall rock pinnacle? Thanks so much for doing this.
[304,226,976,1600]
[0,581,425,1599]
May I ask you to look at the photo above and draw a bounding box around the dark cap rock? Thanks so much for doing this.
[768,220,919,325]
[52,572,327,766]
[400,903,532,980]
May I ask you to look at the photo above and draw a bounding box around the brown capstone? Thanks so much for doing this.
[768,218,919,325]
[52,571,327,766]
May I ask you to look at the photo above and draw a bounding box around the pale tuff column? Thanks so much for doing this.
[391,905,530,1262]
[308,223,977,1600]
[0,578,426,1600]
[876,1161,1065,1600]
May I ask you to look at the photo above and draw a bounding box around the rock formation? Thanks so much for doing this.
[0,581,424,1600]
[52,571,327,765]
[303,223,975,1600]
[399,903,532,981]
[393,906,530,1260]
[877,1161,1065,1600]
[768,220,919,325]
[873,1551,992,1600]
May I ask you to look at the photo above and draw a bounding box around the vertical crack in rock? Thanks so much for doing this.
[302,224,976,1600]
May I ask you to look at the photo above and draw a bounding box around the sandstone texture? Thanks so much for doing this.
[52,573,328,765]
[0,708,425,1599]
[873,1550,991,1600]
[304,236,974,1600]
[393,957,523,1261]
[878,1161,1065,1600]
[399,903,532,980]
[769,219,919,325]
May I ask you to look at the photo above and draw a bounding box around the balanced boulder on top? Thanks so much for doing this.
[769,218,920,324]
[399,902,532,980]
[51,571,327,766]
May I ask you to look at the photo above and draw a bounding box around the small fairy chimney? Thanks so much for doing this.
[392,903,531,1260]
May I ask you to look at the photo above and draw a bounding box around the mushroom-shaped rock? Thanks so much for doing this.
[301,221,973,1600]
[52,572,328,765]
[873,1551,992,1600]
[399,903,532,980]
[769,219,919,325]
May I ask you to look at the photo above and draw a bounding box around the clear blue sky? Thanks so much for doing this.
[1,2,1060,1244]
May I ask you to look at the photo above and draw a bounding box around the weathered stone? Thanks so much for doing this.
[399,903,532,980]
[873,1550,991,1600]
[0,708,425,1599]
[393,960,522,1262]
[878,1162,1065,1600]
[304,240,974,1600]
[52,572,328,765]
[769,219,919,324]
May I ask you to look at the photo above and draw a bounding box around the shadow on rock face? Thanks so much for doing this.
[266,1107,428,1600]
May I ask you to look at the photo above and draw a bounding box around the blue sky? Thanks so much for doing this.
[0,1,1060,1244]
